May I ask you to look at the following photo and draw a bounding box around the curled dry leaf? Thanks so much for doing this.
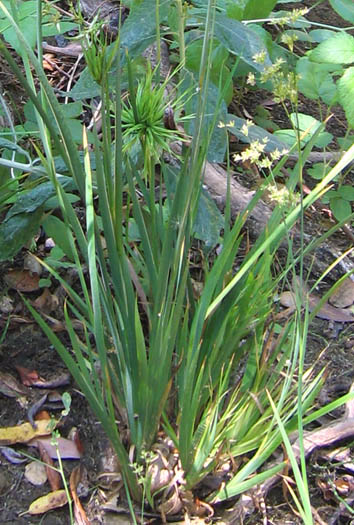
[317,475,354,501]
[43,53,56,71]
[38,441,62,491]
[70,465,91,525]
[27,489,68,515]
[15,365,40,386]
[4,269,40,292]
[68,427,84,455]
[181,491,214,519]
[158,486,183,517]
[32,287,59,312]
[27,393,49,428]
[0,371,28,398]
[148,458,172,494]
[31,372,71,389]
[0,446,27,464]
[0,419,54,445]
[16,364,70,390]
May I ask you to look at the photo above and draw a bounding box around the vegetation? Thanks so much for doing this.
[0,0,353,522]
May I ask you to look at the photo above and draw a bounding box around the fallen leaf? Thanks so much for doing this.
[27,489,68,515]
[0,419,54,445]
[15,365,40,386]
[27,393,49,428]
[0,446,27,464]
[68,427,84,455]
[43,53,56,72]
[0,371,28,398]
[4,269,40,292]
[279,290,354,323]
[329,277,354,308]
[70,465,91,525]
[29,436,82,460]
[35,410,51,420]
[38,441,61,491]
[32,287,59,312]
[30,372,71,389]
[25,461,48,486]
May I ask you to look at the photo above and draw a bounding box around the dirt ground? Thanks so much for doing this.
[0,0,353,524]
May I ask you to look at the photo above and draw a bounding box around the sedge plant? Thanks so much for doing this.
[1,0,354,518]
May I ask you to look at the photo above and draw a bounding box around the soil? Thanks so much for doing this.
[0,1,353,524]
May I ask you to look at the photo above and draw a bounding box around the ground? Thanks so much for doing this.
[0,0,353,524]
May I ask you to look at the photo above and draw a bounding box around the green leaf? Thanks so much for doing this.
[226,115,289,152]
[338,185,354,200]
[307,163,330,180]
[289,113,333,148]
[185,39,233,104]
[163,163,223,250]
[337,66,354,128]
[330,196,352,222]
[0,1,37,52]
[213,13,271,72]
[296,57,337,104]
[42,21,78,37]
[310,33,354,65]
[194,189,224,250]
[0,138,30,158]
[66,68,101,100]
[309,29,337,43]
[181,73,228,162]
[42,215,75,261]
[329,0,354,23]
[119,0,169,59]
[337,134,354,149]
[5,178,75,220]
[243,0,278,19]
[0,208,43,261]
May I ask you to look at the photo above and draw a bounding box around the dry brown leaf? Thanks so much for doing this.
[0,419,54,445]
[68,427,84,455]
[15,365,40,386]
[158,487,183,516]
[38,441,62,491]
[27,489,68,515]
[70,465,91,525]
[329,277,354,308]
[279,290,354,323]
[32,287,59,312]
[29,436,82,459]
[4,269,40,292]
[0,371,28,398]
[43,53,56,72]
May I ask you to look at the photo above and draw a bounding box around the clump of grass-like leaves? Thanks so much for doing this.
[1,0,354,521]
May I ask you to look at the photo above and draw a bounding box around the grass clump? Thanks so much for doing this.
[0,0,353,522]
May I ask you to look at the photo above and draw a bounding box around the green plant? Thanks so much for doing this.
[1,0,354,521]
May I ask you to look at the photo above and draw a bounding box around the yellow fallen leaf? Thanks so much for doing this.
[27,489,68,515]
[0,419,55,445]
